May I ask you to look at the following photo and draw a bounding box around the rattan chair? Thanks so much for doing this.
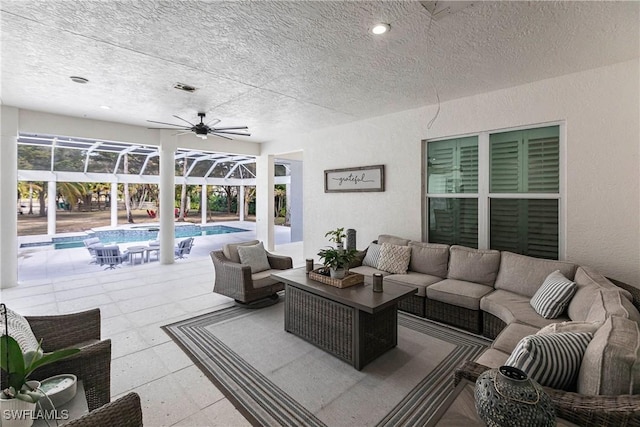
[62,392,143,426]
[210,242,293,306]
[1,308,112,412]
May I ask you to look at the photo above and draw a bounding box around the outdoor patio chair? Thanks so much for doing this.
[63,392,142,427]
[0,307,112,412]
[94,245,128,269]
[83,237,102,264]
[210,240,293,307]
[174,237,194,259]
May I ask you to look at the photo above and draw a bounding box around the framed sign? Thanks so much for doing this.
[324,164,385,193]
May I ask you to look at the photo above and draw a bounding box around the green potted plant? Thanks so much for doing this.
[317,247,358,279]
[325,228,346,250]
[1,335,80,426]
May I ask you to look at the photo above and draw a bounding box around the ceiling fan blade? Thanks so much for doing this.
[206,118,221,127]
[212,126,249,131]
[174,131,192,136]
[147,126,190,130]
[211,130,252,136]
[147,120,189,128]
[172,115,196,126]
[209,133,232,140]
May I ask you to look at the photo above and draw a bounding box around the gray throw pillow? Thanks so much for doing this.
[530,270,577,319]
[505,332,593,391]
[362,243,382,268]
[237,242,271,274]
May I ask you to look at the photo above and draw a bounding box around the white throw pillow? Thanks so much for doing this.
[237,242,271,274]
[362,243,382,268]
[530,270,577,319]
[0,306,40,353]
[505,332,593,390]
[377,243,411,274]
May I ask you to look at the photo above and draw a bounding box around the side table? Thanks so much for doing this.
[126,246,147,265]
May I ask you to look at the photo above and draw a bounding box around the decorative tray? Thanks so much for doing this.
[309,268,364,288]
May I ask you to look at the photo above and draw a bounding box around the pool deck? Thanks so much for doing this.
[17,221,297,283]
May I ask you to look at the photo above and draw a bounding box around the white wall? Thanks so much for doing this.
[264,60,640,286]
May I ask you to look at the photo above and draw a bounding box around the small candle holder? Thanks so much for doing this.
[373,273,383,293]
[306,259,314,274]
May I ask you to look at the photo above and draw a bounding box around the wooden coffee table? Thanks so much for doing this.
[272,267,416,370]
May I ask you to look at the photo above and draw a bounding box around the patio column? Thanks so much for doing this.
[110,182,118,227]
[47,181,56,235]
[239,185,245,221]
[0,106,18,288]
[201,184,207,225]
[256,154,275,250]
[159,132,176,264]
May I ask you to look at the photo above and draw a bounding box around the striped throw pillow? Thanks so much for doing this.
[530,270,577,319]
[505,332,593,390]
[362,243,382,268]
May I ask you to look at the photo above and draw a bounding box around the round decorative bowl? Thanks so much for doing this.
[39,374,77,407]
[474,365,555,427]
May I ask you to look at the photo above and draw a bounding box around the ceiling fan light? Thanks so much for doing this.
[197,134,208,140]
[371,23,390,35]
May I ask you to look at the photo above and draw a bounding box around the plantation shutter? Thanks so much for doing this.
[429,198,478,248]
[428,137,477,194]
[427,140,456,193]
[489,126,560,259]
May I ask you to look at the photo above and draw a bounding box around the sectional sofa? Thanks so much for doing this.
[350,234,640,426]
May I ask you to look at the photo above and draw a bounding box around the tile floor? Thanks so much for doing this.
[4,222,304,426]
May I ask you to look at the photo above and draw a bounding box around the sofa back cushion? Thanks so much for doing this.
[408,241,449,277]
[575,266,633,300]
[377,234,410,246]
[447,245,501,286]
[494,251,577,298]
[577,316,640,395]
[223,240,260,263]
[585,289,640,324]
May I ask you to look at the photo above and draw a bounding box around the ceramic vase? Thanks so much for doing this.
[474,365,555,427]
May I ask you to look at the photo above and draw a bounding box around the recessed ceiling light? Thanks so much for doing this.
[70,76,89,84]
[100,105,111,110]
[371,23,390,35]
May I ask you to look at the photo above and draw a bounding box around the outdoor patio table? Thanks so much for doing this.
[127,246,147,265]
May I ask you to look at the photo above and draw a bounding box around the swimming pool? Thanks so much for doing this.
[20,225,249,250]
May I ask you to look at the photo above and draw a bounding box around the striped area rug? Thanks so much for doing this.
[163,302,489,427]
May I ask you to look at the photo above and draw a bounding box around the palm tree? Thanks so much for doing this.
[178,158,189,221]
[123,154,134,223]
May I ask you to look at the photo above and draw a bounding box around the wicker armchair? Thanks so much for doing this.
[210,245,293,305]
[63,392,143,427]
[1,309,111,412]
[454,360,640,427]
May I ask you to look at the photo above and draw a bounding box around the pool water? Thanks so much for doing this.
[21,225,249,250]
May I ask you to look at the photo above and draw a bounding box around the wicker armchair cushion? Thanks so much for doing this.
[408,241,449,277]
[362,243,382,268]
[494,251,577,298]
[378,243,411,274]
[586,289,640,323]
[447,245,501,286]
[578,316,640,395]
[237,242,271,273]
[222,240,259,263]
[530,270,577,319]
[506,332,593,390]
[1,306,39,352]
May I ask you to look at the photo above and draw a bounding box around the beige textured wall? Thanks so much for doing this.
[266,60,640,286]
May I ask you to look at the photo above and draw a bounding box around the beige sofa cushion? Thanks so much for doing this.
[577,316,640,395]
[223,240,260,263]
[537,320,603,335]
[385,272,441,297]
[408,241,449,278]
[494,251,577,298]
[585,289,640,323]
[574,265,633,301]
[426,279,493,310]
[378,234,410,246]
[480,289,568,328]
[476,348,510,369]
[447,245,501,286]
[492,322,540,354]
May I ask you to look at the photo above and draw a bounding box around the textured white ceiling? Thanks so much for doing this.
[1,1,638,142]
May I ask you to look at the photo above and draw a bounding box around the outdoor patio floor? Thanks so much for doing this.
[4,221,304,426]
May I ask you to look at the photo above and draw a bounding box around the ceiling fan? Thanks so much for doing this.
[147,112,250,140]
